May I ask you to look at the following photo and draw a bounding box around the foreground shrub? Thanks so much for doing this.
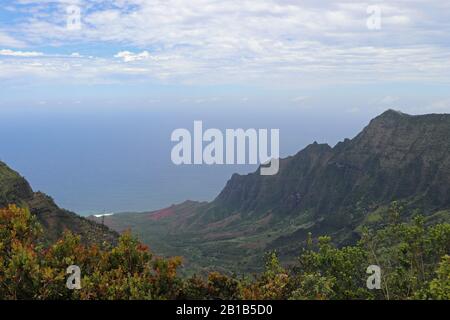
[0,204,448,300]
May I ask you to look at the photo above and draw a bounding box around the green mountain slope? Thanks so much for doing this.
[0,161,118,246]
[214,110,450,218]
[93,110,450,274]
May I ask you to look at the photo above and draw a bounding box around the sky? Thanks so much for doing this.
[0,0,449,114]
[0,1,449,214]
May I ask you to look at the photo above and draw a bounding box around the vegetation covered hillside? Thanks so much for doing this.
[98,110,450,274]
[1,204,449,300]
[0,161,118,246]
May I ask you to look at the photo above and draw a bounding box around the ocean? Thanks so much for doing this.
[0,105,372,216]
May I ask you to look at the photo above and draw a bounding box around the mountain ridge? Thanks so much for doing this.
[196,109,446,235]
[0,160,119,246]
[93,110,449,273]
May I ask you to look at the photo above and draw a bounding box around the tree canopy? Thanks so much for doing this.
[0,204,448,300]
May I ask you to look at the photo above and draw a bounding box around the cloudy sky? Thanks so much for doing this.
[1,0,450,114]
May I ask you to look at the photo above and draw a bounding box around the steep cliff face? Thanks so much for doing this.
[213,110,450,224]
[0,161,34,207]
[0,161,118,246]
[97,110,450,273]
[213,142,334,217]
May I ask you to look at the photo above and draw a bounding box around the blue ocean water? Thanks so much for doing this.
[0,106,372,215]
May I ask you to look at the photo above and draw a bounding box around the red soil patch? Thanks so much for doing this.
[147,207,176,221]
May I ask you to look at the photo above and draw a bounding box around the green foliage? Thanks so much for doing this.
[423,255,450,300]
[291,236,370,299]
[0,204,449,300]
[361,212,450,300]
[0,205,182,300]
[240,252,290,300]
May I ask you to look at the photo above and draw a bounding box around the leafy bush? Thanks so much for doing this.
[0,204,448,300]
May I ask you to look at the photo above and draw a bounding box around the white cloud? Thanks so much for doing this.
[379,96,400,105]
[0,49,44,57]
[292,96,308,103]
[427,99,450,112]
[0,31,26,48]
[346,107,361,113]
[0,0,449,87]
[114,51,150,62]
